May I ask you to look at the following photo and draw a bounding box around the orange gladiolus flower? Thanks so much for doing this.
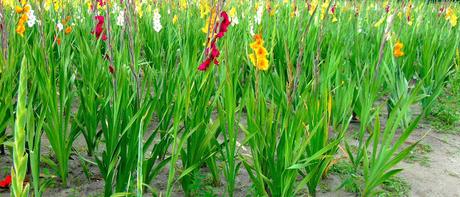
[393,41,405,58]
[65,26,72,35]
[249,34,270,71]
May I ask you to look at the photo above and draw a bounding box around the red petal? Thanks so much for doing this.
[109,65,115,74]
[198,59,212,71]
[0,175,11,188]
[95,15,105,24]
[211,47,220,59]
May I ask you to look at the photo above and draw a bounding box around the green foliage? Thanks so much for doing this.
[1,1,459,197]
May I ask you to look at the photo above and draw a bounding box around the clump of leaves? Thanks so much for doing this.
[378,176,411,197]
[330,160,363,193]
[428,91,460,133]
[429,70,460,133]
[189,171,219,196]
[331,160,412,196]
[404,143,432,167]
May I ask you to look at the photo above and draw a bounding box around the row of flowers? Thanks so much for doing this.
[7,1,450,74]
[8,1,459,35]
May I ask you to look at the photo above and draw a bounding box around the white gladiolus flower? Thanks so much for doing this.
[231,16,239,26]
[27,9,37,27]
[116,10,125,27]
[57,22,64,31]
[153,8,162,32]
[112,4,120,14]
[357,17,362,33]
[254,3,264,25]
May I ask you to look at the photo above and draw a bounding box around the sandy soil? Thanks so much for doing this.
[398,121,460,197]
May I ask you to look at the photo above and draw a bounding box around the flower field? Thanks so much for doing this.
[1,0,460,196]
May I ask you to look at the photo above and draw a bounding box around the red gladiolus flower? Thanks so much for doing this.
[97,0,106,7]
[109,65,115,74]
[54,35,61,46]
[92,15,107,41]
[385,5,390,13]
[104,53,110,60]
[198,58,212,71]
[438,7,445,17]
[216,11,230,38]
[198,11,230,71]
[331,4,336,14]
[0,175,11,188]
[199,42,220,71]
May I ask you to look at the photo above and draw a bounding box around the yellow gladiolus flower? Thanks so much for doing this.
[256,58,269,71]
[173,15,178,24]
[229,7,237,18]
[255,46,267,58]
[446,7,458,27]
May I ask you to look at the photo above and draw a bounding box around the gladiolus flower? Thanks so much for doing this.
[57,22,64,31]
[446,7,458,27]
[254,2,264,24]
[54,35,62,46]
[198,58,212,71]
[331,4,336,14]
[200,2,211,18]
[385,4,390,13]
[26,9,37,27]
[62,16,72,25]
[393,41,405,58]
[198,11,231,71]
[216,12,230,38]
[438,7,445,17]
[255,46,267,57]
[116,11,125,27]
[16,24,26,37]
[15,5,30,14]
[97,0,106,7]
[109,65,115,74]
[256,58,269,71]
[65,26,72,35]
[15,4,31,37]
[153,8,163,32]
[92,15,107,41]
[172,15,178,24]
[0,175,11,188]
[249,34,269,71]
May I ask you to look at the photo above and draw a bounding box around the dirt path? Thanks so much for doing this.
[398,122,460,197]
